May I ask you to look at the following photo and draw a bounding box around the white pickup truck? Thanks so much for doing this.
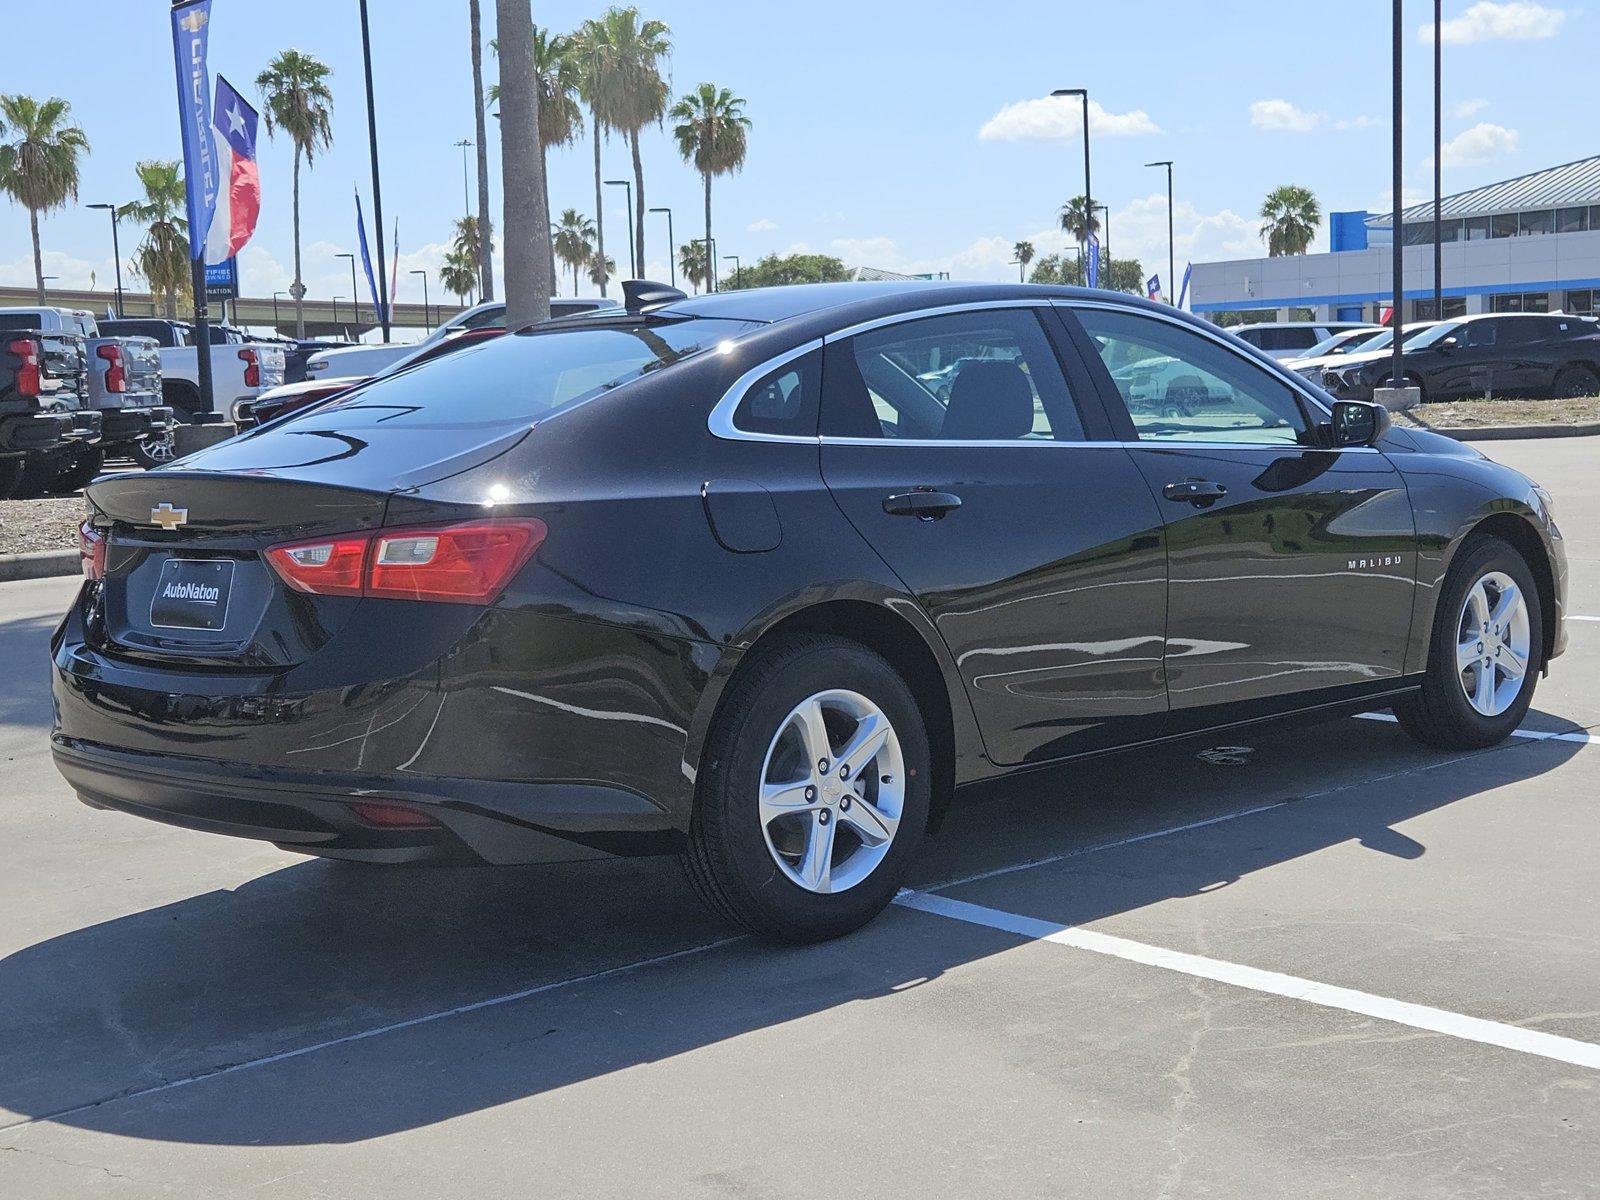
[99,318,285,465]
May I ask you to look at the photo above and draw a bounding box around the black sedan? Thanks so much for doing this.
[52,281,1567,942]
[1321,311,1600,403]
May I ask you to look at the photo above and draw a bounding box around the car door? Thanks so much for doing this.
[1438,317,1506,399]
[1062,301,1418,716]
[818,303,1171,766]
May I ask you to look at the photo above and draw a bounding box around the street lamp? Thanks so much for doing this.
[335,252,360,326]
[86,203,127,317]
[1093,202,1111,286]
[649,207,675,287]
[723,254,741,289]
[692,236,717,292]
[272,291,286,331]
[332,295,344,333]
[358,0,391,342]
[1009,257,1023,282]
[1431,0,1443,321]
[1145,161,1175,305]
[605,179,636,278]
[1051,88,1092,261]
[410,269,431,331]
[454,139,473,222]
[1389,0,1405,388]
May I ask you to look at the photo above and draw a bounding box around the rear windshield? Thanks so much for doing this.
[0,314,41,332]
[300,316,762,428]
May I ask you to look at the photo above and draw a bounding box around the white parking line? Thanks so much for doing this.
[1568,615,1600,622]
[894,890,1600,1072]
[1353,710,1600,745]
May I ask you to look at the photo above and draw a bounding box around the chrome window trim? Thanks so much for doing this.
[706,295,1380,452]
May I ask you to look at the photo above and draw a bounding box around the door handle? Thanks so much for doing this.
[1162,478,1227,506]
[883,490,963,519]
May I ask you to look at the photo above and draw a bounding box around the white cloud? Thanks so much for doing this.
[0,247,106,292]
[1333,115,1379,130]
[746,217,778,232]
[1439,121,1519,166]
[1250,99,1322,133]
[979,94,1159,142]
[1453,97,1490,117]
[1422,1,1566,44]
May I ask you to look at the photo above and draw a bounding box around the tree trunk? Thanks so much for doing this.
[291,149,306,338]
[591,110,606,297]
[29,208,44,305]
[468,0,495,302]
[542,150,556,294]
[630,128,645,279]
[495,0,550,328]
[703,170,713,293]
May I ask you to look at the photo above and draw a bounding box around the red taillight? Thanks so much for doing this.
[9,338,40,397]
[263,533,370,597]
[348,801,439,828]
[263,519,545,605]
[78,520,107,580]
[96,342,126,393]
[239,346,260,388]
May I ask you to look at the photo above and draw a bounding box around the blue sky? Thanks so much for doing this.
[1,0,1588,312]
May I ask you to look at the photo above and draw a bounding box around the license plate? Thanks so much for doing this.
[149,558,235,631]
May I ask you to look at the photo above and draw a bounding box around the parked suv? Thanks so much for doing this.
[1320,313,1600,403]
[1231,321,1381,361]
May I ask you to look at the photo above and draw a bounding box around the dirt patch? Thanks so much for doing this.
[0,497,84,556]
[1396,395,1600,430]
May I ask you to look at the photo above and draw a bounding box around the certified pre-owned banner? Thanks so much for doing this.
[170,0,219,260]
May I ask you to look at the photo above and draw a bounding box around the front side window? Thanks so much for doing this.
[1077,308,1313,446]
[1467,319,1502,346]
[825,309,1084,441]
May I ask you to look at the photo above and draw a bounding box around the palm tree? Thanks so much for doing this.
[119,161,190,319]
[670,84,750,295]
[553,208,595,297]
[1057,195,1099,248]
[1259,184,1321,256]
[495,0,552,327]
[452,214,487,264]
[256,50,333,338]
[0,95,89,304]
[468,0,494,302]
[440,246,478,306]
[587,250,616,290]
[1013,240,1035,282]
[491,26,583,292]
[677,240,710,294]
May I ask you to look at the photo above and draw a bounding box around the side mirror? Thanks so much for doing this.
[1331,399,1391,447]
[1437,335,1460,353]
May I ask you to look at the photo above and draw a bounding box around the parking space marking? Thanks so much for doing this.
[1569,614,1600,622]
[1353,710,1600,745]
[894,890,1600,1072]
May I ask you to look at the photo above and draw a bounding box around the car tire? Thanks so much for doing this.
[1552,364,1597,400]
[1405,373,1429,406]
[683,634,932,943]
[132,410,188,470]
[1393,534,1542,750]
[48,449,105,496]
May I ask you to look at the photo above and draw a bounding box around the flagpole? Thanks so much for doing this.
[171,0,215,417]
[358,0,391,341]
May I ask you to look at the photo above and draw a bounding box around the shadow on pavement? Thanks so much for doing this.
[0,713,1583,1144]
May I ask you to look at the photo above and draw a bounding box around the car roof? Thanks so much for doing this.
[1231,320,1376,332]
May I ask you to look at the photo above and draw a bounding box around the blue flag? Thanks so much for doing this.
[1085,234,1101,289]
[1178,262,1193,309]
[170,0,219,260]
[355,191,387,327]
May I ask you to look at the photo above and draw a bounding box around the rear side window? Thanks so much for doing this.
[822,308,1085,441]
[732,351,820,437]
[301,316,763,428]
[1253,327,1318,352]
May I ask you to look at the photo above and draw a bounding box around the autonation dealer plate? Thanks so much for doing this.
[149,559,235,631]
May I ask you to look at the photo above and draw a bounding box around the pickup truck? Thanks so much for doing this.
[0,330,102,499]
[99,318,285,465]
[0,307,171,473]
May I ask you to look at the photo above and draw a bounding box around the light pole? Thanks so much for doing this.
[650,206,675,287]
[272,291,286,331]
[1010,257,1023,282]
[1145,160,1174,304]
[410,269,431,331]
[357,0,391,341]
[1432,0,1443,321]
[1052,88,1092,264]
[454,139,473,222]
[605,180,636,278]
[332,295,344,333]
[1093,202,1111,286]
[86,203,126,317]
[1390,0,1405,388]
[692,236,717,292]
[335,252,360,327]
[723,254,741,289]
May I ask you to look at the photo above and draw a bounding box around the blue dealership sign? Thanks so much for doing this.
[170,0,219,259]
[204,257,238,301]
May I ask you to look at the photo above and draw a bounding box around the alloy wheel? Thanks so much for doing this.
[757,688,905,894]
[1455,570,1531,717]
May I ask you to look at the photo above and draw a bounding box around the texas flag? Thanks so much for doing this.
[1146,273,1162,302]
[204,75,261,265]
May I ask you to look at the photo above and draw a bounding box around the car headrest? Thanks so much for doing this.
[941,360,1034,440]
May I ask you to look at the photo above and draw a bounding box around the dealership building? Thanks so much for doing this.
[1189,154,1600,325]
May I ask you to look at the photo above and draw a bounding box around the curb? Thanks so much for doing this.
[1416,421,1600,442]
[0,550,79,583]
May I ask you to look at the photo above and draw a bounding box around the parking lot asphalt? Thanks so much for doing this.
[1,436,1596,1198]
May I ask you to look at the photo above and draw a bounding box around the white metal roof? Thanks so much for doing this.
[1371,154,1600,227]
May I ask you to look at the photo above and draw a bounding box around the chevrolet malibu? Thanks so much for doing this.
[52,281,1567,942]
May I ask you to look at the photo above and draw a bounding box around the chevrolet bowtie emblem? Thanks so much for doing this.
[178,9,208,33]
[149,503,188,531]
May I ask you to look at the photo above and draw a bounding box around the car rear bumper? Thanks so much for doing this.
[100,405,174,445]
[0,409,100,454]
[52,736,681,864]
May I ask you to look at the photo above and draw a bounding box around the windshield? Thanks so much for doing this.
[1305,329,1381,358]
[1403,321,1463,349]
[298,316,762,429]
